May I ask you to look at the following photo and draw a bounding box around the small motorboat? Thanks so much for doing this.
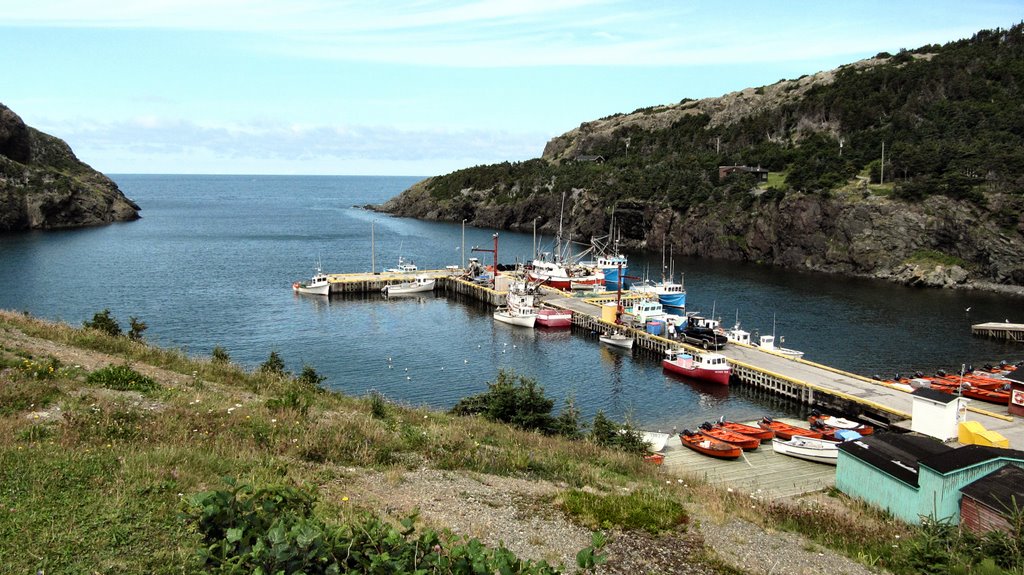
[381,274,435,296]
[758,416,823,440]
[292,258,330,295]
[697,422,760,451]
[535,307,572,328]
[771,435,841,465]
[600,331,634,349]
[714,417,774,442]
[808,411,874,437]
[679,430,742,460]
[639,431,671,452]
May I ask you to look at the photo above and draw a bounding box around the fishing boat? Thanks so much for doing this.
[599,330,634,349]
[527,191,604,290]
[714,417,774,442]
[493,305,537,327]
[624,299,668,324]
[771,436,840,465]
[753,315,803,359]
[661,348,731,385]
[493,280,538,328]
[679,430,743,460]
[697,421,760,450]
[756,335,804,359]
[529,258,603,290]
[292,258,330,295]
[758,416,823,440]
[381,274,435,296]
[536,307,572,328]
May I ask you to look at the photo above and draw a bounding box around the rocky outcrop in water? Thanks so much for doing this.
[0,103,140,231]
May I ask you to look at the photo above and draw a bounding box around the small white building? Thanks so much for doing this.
[911,387,969,441]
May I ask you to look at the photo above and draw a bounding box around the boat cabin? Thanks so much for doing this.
[727,327,750,345]
[627,300,666,322]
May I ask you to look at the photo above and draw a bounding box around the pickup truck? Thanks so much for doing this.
[681,325,728,350]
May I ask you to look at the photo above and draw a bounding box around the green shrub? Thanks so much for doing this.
[260,351,286,375]
[83,308,121,337]
[184,479,571,574]
[211,346,231,363]
[450,370,554,433]
[86,364,158,392]
[297,365,326,386]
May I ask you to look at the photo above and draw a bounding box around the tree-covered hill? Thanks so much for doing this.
[378,24,1024,289]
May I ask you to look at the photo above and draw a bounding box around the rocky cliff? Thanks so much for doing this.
[0,103,140,231]
[378,178,1024,291]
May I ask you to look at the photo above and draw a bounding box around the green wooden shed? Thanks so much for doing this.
[836,433,1024,525]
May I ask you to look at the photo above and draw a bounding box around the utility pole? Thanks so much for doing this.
[880,141,885,185]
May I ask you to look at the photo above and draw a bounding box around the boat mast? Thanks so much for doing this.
[371,221,375,274]
[556,190,565,263]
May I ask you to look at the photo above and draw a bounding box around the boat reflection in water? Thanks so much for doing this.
[662,370,730,403]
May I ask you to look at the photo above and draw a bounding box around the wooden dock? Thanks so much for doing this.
[658,419,838,499]
[317,270,1022,449]
[972,322,1024,343]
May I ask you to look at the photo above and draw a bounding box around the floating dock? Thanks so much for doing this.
[315,269,1021,448]
[971,322,1024,343]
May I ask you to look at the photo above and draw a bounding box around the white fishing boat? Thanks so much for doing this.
[771,435,840,465]
[599,331,634,349]
[493,280,537,327]
[754,314,803,359]
[292,258,330,295]
[385,256,418,273]
[756,335,804,359]
[382,274,435,296]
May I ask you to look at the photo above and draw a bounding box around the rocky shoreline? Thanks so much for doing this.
[372,181,1024,296]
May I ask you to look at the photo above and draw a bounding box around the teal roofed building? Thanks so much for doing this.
[836,433,1024,525]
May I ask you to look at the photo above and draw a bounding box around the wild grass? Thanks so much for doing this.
[4,309,1019,574]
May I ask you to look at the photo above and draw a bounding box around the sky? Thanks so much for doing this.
[2,1,1022,177]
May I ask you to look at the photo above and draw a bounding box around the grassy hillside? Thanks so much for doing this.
[3,309,1021,574]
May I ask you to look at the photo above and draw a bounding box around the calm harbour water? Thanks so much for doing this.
[1,175,1021,431]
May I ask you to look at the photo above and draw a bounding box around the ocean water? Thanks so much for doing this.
[1,174,1021,430]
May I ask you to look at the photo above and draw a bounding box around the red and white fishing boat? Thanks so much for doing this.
[292,258,330,295]
[662,348,731,385]
[536,307,572,327]
[528,259,603,290]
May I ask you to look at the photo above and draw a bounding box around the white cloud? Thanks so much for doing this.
[42,116,547,175]
[4,1,1006,67]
